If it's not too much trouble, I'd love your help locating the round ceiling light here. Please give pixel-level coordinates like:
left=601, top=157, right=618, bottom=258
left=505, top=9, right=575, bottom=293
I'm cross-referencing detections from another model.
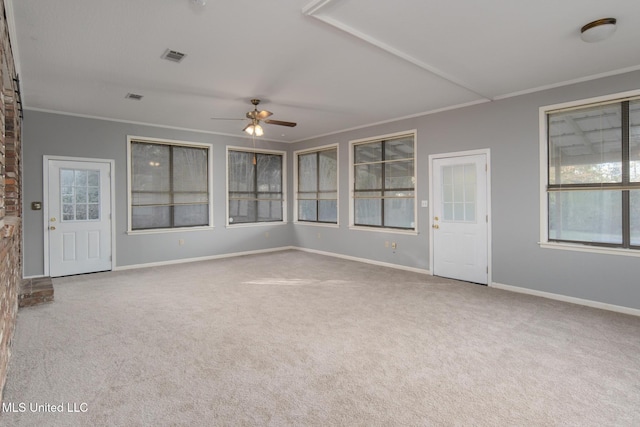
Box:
left=580, top=18, right=617, bottom=43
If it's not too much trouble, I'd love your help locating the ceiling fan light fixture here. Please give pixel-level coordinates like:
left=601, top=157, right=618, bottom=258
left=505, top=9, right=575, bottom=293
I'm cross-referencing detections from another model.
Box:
left=243, top=123, right=255, bottom=135
left=580, top=18, right=617, bottom=43
left=243, top=121, right=264, bottom=136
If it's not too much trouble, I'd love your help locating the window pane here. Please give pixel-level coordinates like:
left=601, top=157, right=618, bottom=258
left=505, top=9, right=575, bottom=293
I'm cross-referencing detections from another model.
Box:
left=631, top=190, right=640, bottom=245
left=298, top=200, right=317, bottom=221
left=298, top=153, right=317, bottom=192
left=63, top=204, right=74, bottom=221
left=132, top=143, right=171, bottom=192
left=384, top=198, right=414, bottom=228
left=76, top=188, right=87, bottom=203
left=88, top=171, right=100, bottom=187
left=319, top=149, right=337, bottom=191
left=385, top=160, right=414, bottom=189
left=318, top=200, right=337, bottom=223
left=75, top=204, right=87, bottom=221
left=355, top=198, right=382, bottom=226
left=384, top=137, right=414, bottom=161
left=88, top=186, right=100, bottom=203
left=549, top=190, right=622, bottom=244
left=228, top=200, right=255, bottom=224
left=355, top=164, right=382, bottom=190
left=549, top=103, right=622, bottom=184
left=257, top=154, right=282, bottom=193
left=174, top=204, right=208, bottom=227
left=258, top=200, right=282, bottom=221
left=631, top=100, right=640, bottom=182
left=132, top=206, right=171, bottom=229
left=75, top=170, right=88, bottom=186
left=61, top=169, right=74, bottom=186
left=355, top=142, right=382, bottom=163
left=228, top=151, right=255, bottom=192
left=88, top=204, right=100, bottom=220
left=173, top=146, right=208, bottom=192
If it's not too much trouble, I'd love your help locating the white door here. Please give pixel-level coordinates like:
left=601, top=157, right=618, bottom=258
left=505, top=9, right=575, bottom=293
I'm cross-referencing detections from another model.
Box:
left=431, top=154, right=488, bottom=284
left=47, top=159, right=112, bottom=277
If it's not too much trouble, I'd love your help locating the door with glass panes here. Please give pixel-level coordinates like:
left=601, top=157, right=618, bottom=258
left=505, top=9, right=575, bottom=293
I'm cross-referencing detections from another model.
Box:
left=431, top=153, right=488, bottom=284
left=47, top=159, right=112, bottom=277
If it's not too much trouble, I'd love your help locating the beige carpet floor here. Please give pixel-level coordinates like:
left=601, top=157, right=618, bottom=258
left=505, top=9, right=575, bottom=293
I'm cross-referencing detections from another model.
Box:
left=1, top=250, right=639, bottom=426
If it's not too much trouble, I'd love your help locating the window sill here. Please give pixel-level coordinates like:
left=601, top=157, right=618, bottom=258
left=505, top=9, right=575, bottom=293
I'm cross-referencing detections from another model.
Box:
left=226, top=221, right=288, bottom=229
left=294, top=221, right=339, bottom=229
left=539, top=241, right=640, bottom=258
left=349, top=225, right=418, bottom=236
left=127, top=226, right=215, bottom=235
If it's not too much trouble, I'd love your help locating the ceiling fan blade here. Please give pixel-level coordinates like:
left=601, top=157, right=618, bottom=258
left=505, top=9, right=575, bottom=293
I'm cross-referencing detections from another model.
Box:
left=211, top=117, right=246, bottom=121
left=256, top=110, right=273, bottom=120
left=264, top=119, right=297, bottom=127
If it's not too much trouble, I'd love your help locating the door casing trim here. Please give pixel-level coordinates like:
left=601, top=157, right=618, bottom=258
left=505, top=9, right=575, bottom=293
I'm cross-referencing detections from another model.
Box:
left=428, top=148, right=492, bottom=284
left=43, top=155, right=116, bottom=276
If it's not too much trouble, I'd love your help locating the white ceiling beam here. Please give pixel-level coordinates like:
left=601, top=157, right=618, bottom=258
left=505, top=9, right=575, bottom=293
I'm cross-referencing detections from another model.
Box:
left=303, top=0, right=491, bottom=100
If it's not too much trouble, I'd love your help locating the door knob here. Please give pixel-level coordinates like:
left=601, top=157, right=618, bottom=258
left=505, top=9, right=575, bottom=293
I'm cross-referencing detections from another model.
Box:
left=50, top=217, right=56, bottom=222
left=432, top=224, right=439, bottom=229
left=50, top=226, right=56, bottom=231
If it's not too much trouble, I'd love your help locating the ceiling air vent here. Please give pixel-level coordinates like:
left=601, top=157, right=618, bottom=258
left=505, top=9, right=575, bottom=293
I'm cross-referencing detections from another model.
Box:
left=161, top=49, right=186, bottom=63
left=125, top=93, right=144, bottom=101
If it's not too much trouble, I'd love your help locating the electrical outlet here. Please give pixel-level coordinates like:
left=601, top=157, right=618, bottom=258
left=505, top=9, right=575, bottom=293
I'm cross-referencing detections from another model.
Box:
left=317, top=232, right=321, bottom=239
left=178, top=239, right=185, bottom=246
left=391, top=242, right=397, bottom=249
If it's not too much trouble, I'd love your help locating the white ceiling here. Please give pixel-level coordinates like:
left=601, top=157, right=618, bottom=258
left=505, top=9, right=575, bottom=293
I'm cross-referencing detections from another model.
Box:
left=7, top=0, right=640, bottom=143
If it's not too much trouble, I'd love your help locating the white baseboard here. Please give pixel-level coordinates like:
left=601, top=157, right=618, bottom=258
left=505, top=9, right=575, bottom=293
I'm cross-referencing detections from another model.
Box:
left=293, top=246, right=431, bottom=275
left=114, top=246, right=295, bottom=271
left=22, top=275, right=48, bottom=280
left=491, top=282, right=640, bottom=317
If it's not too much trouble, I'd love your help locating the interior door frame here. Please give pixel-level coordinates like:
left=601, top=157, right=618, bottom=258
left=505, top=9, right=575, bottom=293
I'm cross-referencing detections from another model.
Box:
left=428, top=148, right=492, bottom=285
left=43, top=155, right=116, bottom=276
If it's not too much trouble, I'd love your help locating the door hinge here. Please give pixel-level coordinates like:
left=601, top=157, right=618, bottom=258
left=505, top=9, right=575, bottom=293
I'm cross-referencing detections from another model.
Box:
left=486, top=266, right=489, bottom=273
left=486, top=214, right=488, bottom=223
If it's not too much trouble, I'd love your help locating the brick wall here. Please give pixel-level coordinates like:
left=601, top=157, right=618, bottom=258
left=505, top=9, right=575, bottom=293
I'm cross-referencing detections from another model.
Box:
left=0, top=0, right=23, bottom=403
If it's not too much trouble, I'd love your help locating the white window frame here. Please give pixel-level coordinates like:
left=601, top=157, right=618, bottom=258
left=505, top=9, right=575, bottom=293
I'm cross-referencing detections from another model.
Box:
left=293, top=143, right=339, bottom=227
left=349, top=130, right=418, bottom=235
left=539, top=88, right=640, bottom=258
left=126, top=135, right=214, bottom=234
left=226, top=145, right=287, bottom=227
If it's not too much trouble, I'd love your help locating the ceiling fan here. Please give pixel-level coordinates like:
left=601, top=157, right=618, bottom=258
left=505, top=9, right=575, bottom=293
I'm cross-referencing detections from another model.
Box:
left=212, top=99, right=297, bottom=136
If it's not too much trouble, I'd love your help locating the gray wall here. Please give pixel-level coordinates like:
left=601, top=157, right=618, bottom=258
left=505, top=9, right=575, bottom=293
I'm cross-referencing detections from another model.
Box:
left=292, top=70, right=640, bottom=310
left=23, top=69, right=640, bottom=310
left=22, top=112, right=293, bottom=276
